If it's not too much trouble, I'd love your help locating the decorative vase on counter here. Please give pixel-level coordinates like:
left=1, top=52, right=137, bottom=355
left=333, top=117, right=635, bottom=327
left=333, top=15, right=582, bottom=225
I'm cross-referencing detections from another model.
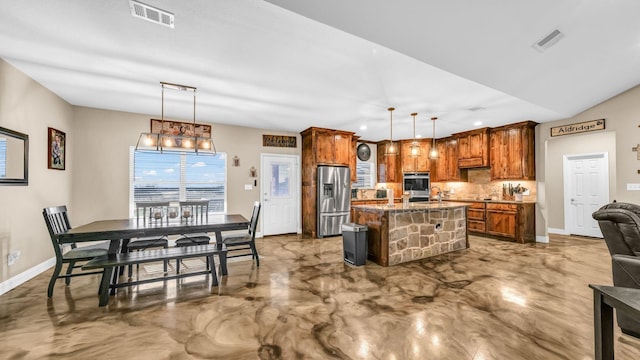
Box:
left=515, top=193, right=523, bottom=202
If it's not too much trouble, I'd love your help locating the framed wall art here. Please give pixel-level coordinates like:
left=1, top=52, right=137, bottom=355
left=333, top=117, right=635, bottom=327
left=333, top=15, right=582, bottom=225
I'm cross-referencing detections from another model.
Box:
left=48, top=127, right=65, bottom=170
left=150, top=119, right=211, bottom=138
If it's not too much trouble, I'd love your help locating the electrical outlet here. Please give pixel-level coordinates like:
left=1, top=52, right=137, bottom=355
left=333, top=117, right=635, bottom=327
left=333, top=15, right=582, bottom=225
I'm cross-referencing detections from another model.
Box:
left=8, top=250, right=21, bottom=266
left=523, top=189, right=530, bottom=196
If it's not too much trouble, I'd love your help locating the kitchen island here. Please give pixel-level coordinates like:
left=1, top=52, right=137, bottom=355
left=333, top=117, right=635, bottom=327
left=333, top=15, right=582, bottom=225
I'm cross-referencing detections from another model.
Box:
left=351, top=202, right=470, bottom=266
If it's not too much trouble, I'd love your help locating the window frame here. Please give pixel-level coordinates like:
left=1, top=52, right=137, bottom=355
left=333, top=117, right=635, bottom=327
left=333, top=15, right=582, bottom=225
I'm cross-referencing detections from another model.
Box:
left=129, top=147, right=227, bottom=216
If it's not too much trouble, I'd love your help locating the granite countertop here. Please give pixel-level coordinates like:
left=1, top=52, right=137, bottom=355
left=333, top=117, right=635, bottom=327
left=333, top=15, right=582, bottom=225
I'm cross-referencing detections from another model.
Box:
left=352, top=201, right=473, bottom=211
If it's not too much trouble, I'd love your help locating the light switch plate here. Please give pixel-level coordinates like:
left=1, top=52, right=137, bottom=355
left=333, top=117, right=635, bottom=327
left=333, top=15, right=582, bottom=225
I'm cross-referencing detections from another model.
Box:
left=244, top=184, right=253, bottom=190
left=627, top=183, right=640, bottom=191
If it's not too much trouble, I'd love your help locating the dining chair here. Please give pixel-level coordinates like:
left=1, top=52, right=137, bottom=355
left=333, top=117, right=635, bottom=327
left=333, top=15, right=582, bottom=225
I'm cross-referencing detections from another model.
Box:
left=42, top=205, right=109, bottom=297
left=175, top=200, right=211, bottom=273
left=126, top=201, right=171, bottom=277
left=221, top=201, right=261, bottom=266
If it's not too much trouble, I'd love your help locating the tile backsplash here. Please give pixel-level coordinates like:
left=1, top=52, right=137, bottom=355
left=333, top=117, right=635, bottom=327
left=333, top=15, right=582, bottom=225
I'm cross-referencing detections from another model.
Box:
left=433, top=168, right=536, bottom=201
left=353, top=168, right=536, bottom=201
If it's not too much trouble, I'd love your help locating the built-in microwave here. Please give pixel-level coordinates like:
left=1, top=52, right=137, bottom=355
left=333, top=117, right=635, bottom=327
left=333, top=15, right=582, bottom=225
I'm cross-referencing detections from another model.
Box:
left=403, top=172, right=430, bottom=199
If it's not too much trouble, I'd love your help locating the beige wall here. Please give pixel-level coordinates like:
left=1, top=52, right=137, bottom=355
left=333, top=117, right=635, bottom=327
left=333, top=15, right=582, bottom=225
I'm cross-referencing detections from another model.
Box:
left=537, top=84, right=640, bottom=237
left=71, top=107, right=300, bottom=225
left=0, top=59, right=300, bottom=286
left=0, top=59, right=74, bottom=281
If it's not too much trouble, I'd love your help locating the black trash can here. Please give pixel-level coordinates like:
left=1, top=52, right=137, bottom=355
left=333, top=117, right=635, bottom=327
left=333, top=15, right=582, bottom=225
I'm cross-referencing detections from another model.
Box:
left=341, top=223, right=368, bottom=266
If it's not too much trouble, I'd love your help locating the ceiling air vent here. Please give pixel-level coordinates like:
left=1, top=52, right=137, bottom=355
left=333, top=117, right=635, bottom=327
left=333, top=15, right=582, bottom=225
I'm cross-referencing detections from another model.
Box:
left=533, top=29, right=564, bottom=52
left=129, top=0, right=174, bottom=28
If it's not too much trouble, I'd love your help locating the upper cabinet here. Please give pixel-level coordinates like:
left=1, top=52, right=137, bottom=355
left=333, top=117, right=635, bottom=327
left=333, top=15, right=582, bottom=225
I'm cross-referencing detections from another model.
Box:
left=489, top=121, right=537, bottom=180
left=400, top=139, right=432, bottom=173
left=302, top=127, right=354, bottom=166
left=433, top=137, right=465, bottom=182
left=454, top=128, right=490, bottom=168
left=377, top=142, right=401, bottom=183
left=349, top=136, right=360, bottom=182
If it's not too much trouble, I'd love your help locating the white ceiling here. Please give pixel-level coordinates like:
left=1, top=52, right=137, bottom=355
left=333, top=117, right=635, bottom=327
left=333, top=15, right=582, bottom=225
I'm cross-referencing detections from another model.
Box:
left=1, top=0, right=639, bottom=141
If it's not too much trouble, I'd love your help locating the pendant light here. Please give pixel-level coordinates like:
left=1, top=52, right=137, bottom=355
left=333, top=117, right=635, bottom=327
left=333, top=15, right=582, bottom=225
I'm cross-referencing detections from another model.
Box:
left=409, top=112, right=420, bottom=157
left=136, top=82, right=216, bottom=155
left=429, top=116, right=439, bottom=159
left=385, top=107, right=398, bottom=156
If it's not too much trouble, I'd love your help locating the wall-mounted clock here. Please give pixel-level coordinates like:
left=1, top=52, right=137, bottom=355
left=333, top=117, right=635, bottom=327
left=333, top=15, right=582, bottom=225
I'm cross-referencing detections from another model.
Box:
left=357, top=143, right=371, bottom=161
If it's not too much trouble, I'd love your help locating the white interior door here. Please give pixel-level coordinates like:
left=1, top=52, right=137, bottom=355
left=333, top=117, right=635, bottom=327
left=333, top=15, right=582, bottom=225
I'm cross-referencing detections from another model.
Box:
left=563, top=153, right=608, bottom=238
left=261, top=154, right=300, bottom=236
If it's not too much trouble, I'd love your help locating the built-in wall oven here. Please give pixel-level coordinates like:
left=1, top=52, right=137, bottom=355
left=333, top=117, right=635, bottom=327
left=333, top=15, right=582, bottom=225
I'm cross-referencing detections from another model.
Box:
left=403, top=172, right=430, bottom=201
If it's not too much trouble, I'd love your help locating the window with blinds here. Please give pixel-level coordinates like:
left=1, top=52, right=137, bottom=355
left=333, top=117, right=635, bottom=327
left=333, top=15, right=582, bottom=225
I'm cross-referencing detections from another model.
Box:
left=353, top=161, right=375, bottom=188
left=130, top=148, right=227, bottom=215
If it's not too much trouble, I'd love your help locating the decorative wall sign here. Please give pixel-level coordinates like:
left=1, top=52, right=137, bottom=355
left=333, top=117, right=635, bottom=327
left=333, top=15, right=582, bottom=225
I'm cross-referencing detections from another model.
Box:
left=150, top=119, right=211, bottom=138
left=550, top=119, right=605, bottom=137
left=48, top=127, right=65, bottom=170
left=263, top=135, right=296, bottom=148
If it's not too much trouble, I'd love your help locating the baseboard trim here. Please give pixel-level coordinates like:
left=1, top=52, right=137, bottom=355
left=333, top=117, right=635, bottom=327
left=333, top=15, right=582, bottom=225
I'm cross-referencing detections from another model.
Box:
left=536, top=235, right=549, bottom=243
left=0, top=257, right=55, bottom=296
left=548, top=228, right=568, bottom=235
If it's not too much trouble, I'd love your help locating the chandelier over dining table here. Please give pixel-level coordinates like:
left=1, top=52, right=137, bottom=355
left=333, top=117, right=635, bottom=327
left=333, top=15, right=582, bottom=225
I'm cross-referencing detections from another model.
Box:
left=135, top=82, right=216, bottom=155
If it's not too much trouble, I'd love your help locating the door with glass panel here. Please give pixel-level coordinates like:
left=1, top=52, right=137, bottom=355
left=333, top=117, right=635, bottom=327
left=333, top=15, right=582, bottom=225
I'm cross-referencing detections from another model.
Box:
left=261, top=154, right=299, bottom=236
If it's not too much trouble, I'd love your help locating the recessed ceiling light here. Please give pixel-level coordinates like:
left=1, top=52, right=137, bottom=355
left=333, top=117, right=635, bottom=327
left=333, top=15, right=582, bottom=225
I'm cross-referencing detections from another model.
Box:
left=359, top=124, right=367, bottom=131
left=468, top=106, right=485, bottom=112
left=473, top=121, right=483, bottom=126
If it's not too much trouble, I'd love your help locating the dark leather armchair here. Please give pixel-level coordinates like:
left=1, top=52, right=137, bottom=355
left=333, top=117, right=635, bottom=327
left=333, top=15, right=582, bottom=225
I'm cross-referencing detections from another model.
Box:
left=592, top=202, right=640, bottom=337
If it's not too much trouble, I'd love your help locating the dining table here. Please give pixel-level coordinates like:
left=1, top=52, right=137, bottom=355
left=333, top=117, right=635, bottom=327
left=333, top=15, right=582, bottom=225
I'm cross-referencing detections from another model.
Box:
left=57, top=213, right=250, bottom=293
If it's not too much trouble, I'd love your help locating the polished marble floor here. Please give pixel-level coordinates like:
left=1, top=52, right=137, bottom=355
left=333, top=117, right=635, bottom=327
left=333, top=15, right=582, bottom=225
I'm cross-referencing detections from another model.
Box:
left=2, top=234, right=640, bottom=359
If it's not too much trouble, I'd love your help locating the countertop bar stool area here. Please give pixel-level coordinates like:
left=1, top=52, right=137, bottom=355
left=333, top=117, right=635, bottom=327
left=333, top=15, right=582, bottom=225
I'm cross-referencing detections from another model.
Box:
left=221, top=201, right=261, bottom=266
left=175, top=200, right=212, bottom=273
left=126, top=201, right=171, bottom=277
left=42, top=205, right=109, bottom=297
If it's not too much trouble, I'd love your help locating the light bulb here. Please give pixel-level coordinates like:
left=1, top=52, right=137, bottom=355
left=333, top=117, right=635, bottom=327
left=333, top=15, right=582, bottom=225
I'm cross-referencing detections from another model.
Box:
left=429, top=147, right=439, bottom=159
left=144, top=135, right=154, bottom=146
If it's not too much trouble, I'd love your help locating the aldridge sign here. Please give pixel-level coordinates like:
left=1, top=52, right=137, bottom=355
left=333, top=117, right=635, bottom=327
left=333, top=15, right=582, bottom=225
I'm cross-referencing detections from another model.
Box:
left=550, top=119, right=605, bottom=137
left=263, top=135, right=297, bottom=148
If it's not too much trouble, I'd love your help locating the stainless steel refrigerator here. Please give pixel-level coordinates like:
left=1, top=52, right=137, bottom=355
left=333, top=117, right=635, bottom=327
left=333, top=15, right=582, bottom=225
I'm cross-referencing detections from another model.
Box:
left=317, top=165, right=351, bottom=238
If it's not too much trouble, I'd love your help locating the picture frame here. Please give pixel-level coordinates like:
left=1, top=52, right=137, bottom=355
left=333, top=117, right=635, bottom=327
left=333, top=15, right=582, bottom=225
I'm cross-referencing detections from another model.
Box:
left=150, top=119, right=211, bottom=138
left=48, top=127, right=65, bottom=170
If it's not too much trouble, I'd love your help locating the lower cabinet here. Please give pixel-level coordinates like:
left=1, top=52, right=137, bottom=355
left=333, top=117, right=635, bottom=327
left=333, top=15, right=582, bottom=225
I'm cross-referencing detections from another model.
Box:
left=467, top=202, right=486, bottom=233
left=466, top=201, right=535, bottom=243
left=486, top=204, right=518, bottom=239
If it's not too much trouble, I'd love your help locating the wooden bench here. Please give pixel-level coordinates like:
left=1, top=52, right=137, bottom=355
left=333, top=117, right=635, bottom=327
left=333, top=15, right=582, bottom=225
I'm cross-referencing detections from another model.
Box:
left=83, top=244, right=227, bottom=306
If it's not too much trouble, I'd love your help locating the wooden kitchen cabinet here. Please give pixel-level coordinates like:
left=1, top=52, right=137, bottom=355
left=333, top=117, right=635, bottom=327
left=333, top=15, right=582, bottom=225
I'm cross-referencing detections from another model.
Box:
left=400, top=139, right=432, bottom=173
left=300, top=127, right=355, bottom=238
left=486, top=203, right=518, bottom=239
left=350, top=136, right=360, bottom=182
left=467, top=202, right=486, bottom=233
left=433, top=137, right=465, bottom=182
left=455, top=128, right=490, bottom=168
left=489, top=121, right=537, bottom=180
left=485, top=202, right=535, bottom=243
left=377, top=142, right=401, bottom=183
left=455, top=200, right=535, bottom=243
left=311, top=127, right=353, bottom=166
